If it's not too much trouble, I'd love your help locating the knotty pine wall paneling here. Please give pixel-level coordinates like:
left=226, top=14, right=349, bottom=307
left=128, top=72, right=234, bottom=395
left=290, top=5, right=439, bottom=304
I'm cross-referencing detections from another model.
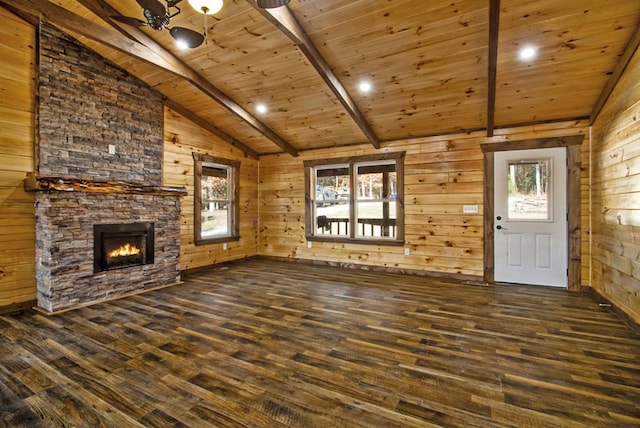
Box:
left=163, top=106, right=259, bottom=271
left=259, top=121, right=589, bottom=281
left=0, top=9, right=36, bottom=311
left=590, top=43, right=640, bottom=325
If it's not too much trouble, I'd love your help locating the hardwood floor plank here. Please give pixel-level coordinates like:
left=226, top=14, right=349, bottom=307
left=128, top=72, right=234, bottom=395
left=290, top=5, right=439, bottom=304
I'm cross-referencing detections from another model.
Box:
left=0, top=258, right=639, bottom=427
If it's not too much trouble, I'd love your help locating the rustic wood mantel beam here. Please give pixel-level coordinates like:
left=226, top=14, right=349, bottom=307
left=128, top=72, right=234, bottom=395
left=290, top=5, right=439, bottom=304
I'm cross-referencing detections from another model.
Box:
left=250, top=1, right=381, bottom=150
left=24, top=173, right=188, bottom=196
left=1, top=0, right=299, bottom=157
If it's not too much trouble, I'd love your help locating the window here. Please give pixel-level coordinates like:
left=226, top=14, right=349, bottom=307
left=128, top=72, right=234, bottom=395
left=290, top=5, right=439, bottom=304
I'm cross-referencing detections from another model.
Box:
left=193, top=153, right=239, bottom=245
left=304, top=152, right=404, bottom=244
left=506, top=158, right=552, bottom=221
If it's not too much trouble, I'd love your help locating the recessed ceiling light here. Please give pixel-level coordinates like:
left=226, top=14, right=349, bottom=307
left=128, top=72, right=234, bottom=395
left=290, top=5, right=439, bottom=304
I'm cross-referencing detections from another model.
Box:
left=358, top=80, right=372, bottom=94
left=519, top=46, right=537, bottom=61
left=256, top=103, right=267, bottom=114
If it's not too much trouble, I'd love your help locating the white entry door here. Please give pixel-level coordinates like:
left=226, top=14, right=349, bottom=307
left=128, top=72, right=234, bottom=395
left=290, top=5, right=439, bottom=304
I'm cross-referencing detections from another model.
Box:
left=494, top=147, right=567, bottom=287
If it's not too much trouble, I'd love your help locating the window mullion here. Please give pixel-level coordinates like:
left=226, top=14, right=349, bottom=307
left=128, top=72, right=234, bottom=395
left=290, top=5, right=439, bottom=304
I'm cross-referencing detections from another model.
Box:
left=349, top=162, right=356, bottom=239
left=382, top=170, right=389, bottom=237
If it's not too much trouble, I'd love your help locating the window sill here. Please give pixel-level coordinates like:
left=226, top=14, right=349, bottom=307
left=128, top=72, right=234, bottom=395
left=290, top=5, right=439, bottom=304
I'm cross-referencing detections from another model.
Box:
left=195, top=236, right=240, bottom=246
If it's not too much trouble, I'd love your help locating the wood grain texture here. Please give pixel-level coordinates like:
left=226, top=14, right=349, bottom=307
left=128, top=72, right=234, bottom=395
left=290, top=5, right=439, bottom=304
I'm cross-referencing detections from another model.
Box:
left=16, top=0, right=639, bottom=155
left=163, top=105, right=260, bottom=272
left=590, top=40, right=640, bottom=325
left=0, top=7, right=36, bottom=308
left=259, top=121, right=589, bottom=280
left=1, top=258, right=639, bottom=427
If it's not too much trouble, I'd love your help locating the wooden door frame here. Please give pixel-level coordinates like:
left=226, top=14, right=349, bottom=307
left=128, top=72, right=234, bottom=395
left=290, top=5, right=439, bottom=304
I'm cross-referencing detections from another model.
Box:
left=481, top=135, right=584, bottom=291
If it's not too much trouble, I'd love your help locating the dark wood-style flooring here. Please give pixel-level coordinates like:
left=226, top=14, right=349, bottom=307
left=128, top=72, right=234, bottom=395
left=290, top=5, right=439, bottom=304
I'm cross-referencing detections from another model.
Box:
left=1, top=258, right=639, bottom=427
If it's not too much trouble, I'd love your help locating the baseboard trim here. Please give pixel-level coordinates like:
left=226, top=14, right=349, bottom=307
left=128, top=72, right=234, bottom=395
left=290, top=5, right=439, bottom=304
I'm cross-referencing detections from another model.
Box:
left=588, top=288, right=640, bottom=336
left=0, top=300, right=37, bottom=316
left=183, top=255, right=485, bottom=285
left=247, top=255, right=485, bottom=285
left=180, top=256, right=258, bottom=278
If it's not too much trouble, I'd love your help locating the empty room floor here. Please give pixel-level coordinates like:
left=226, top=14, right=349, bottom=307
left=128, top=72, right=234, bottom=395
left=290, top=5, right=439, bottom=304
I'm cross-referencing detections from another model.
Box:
left=1, top=258, right=639, bottom=427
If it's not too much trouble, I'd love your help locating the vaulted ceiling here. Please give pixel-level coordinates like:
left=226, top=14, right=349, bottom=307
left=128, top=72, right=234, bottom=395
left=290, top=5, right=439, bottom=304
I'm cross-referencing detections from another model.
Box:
left=4, top=0, right=640, bottom=159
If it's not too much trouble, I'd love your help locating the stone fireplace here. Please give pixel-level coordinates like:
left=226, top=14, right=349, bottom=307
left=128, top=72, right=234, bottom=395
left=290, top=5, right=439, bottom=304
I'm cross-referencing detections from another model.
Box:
left=31, top=23, right=185, bottom=312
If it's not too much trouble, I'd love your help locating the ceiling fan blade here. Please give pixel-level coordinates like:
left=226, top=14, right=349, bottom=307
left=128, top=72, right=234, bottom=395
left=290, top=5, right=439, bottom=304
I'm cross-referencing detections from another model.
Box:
left=257, top=0, right=290, bottom=8
left=137, top=0, right=167, bottom=18
left=111, top=15, right=148, bottom=27
left=169, top=27, right=205, bottom=48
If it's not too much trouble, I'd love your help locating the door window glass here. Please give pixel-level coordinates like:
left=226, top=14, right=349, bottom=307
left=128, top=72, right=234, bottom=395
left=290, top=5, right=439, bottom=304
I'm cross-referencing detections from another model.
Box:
left=506, top=158, right=552, bottom=221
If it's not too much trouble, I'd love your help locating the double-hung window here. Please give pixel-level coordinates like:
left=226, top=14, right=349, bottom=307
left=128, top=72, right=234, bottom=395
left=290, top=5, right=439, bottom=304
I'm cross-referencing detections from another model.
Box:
left=193, top=153, right=239, bottom=245
left=304, top=152, right=404, bottom=245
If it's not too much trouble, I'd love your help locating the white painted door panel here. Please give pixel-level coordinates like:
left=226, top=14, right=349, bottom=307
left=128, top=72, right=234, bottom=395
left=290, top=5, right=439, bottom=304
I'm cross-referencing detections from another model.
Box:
left=494, top=148, right=567, bottom=287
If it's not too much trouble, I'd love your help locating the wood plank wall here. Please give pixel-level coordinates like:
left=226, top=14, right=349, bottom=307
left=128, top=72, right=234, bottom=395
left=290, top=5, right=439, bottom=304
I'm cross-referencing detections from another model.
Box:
left=590, top=44, right=640, bottom=324
left=259, top=121, right=589, bottom=280
left=0, top=9, right=36, bottom=311
left=163, top=106, right=259, bottom=271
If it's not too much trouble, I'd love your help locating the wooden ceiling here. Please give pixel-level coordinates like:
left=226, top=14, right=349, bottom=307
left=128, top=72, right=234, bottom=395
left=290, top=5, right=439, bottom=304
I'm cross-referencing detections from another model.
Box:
left=4, top=0, right=640, bottom=158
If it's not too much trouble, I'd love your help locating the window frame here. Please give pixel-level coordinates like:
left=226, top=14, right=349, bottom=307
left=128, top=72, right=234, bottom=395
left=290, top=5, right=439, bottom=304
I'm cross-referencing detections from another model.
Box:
left=304, top=152, right=405, bottom=245
left=193, top=152, right=240, bottom=245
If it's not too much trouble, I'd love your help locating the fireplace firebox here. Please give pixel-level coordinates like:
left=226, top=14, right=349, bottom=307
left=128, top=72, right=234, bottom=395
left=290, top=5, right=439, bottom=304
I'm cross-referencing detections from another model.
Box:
left=94, top=223, right=154, bottom=273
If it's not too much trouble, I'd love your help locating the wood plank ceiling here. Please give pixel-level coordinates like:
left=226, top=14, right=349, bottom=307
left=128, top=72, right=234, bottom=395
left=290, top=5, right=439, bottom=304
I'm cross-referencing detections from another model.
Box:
left=3, top=0, right=640, bottom=158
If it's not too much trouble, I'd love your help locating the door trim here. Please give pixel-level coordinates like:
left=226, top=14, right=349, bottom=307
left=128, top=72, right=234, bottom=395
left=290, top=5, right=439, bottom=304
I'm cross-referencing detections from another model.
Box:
left=481, top=135, right=584, bottom=290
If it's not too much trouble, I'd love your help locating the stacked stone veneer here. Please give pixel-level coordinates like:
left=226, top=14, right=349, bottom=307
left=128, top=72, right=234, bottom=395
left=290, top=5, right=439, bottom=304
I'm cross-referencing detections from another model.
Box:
left=36, top=193, right=181, bottom=312
left=35, top=22, right=182, bottom=312
left=38, top=23, right=162, bottom=184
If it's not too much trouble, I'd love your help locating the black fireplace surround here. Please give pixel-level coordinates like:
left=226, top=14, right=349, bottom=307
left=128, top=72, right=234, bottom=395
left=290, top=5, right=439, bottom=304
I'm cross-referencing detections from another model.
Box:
left=94, top=222, right=155, bottom=273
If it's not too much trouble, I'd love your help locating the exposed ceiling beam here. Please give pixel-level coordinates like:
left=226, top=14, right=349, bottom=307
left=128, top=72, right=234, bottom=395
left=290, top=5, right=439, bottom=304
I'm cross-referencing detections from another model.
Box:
left=164, top=99, right=260, bottom=160
left=486, top=0, right=500, bottom=138
left=2, top=0, right=299, bottom=157
left=590, top=20, right=640, bottom=125
left=251, top=1, right=381, bottom=150
left=75, top=0, right=151, bottom=44
left=0, top=2, right=39, bottom=26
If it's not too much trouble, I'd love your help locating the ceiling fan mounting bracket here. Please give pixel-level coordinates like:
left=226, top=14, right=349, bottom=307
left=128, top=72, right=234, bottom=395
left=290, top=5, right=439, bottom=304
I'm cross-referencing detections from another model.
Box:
left=111, top=0, right=204, bottom=47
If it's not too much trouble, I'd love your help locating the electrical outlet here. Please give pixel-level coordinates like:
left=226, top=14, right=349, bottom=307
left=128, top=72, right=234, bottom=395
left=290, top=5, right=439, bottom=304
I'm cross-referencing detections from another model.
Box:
left=108, top=144, right=116, bottom=155
left=307, top=241, right=312, bottom=249
left=404, top=248, right=410, bottom=256
left=222, top=243, right=228, bottom=250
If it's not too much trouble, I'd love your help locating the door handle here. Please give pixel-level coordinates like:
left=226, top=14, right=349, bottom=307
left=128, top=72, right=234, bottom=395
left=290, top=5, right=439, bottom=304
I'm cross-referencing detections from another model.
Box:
left=496, top=225, right=508, bottom=230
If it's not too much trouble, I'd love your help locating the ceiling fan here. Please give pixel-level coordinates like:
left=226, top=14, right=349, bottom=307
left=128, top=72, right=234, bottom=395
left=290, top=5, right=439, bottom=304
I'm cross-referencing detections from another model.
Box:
left=111, top=0, right=205, bottom=48
left=112, top=0, right=292, bottom=48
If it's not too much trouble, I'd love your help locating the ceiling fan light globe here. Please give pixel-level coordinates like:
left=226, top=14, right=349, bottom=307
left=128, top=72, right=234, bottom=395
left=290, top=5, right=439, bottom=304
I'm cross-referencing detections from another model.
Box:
left=188, top=0, right=223, bottom=14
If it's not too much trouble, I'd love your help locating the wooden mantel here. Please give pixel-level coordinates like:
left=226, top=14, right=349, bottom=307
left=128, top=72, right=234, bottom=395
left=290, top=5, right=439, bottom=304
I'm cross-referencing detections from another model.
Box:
left=23, top=173, right=187, bottom=197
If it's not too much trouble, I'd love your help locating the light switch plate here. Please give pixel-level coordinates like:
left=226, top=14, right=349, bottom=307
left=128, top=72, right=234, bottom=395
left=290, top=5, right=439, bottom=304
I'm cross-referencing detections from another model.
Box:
left=463, top=205, right=479, bottom=214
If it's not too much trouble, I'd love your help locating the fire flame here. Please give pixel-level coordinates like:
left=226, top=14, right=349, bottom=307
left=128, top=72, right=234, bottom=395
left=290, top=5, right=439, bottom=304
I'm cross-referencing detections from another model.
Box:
left=108, top=243, right=141, bottom=257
